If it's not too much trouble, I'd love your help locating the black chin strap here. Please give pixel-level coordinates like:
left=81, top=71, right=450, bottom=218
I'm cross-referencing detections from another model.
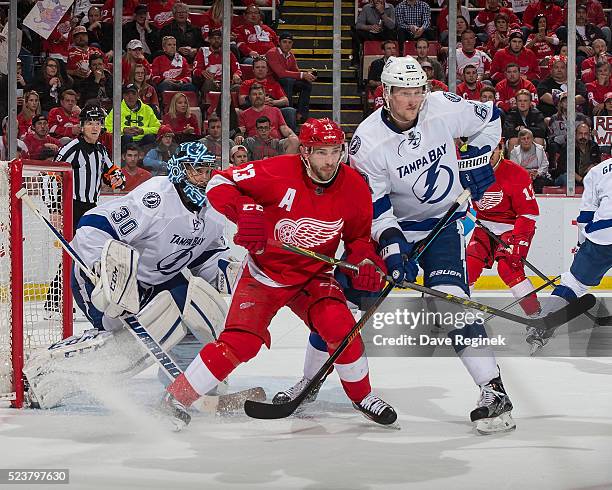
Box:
left=174, top=183, right=201, bottom=213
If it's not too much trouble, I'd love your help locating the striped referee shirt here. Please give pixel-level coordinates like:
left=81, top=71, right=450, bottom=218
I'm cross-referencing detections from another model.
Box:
left=54, top=136, right=114, bottom=204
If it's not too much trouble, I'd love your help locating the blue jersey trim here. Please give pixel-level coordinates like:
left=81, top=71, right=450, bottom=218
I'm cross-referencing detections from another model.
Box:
left=398, top=211, right=466, bottom=232
left=77, top=214, right=119, bottom=240
left=490, top=105, right=501, bottom=122
left=188, top=247, right=229, bottom=270
left=577, top=211, right=595, bottom=223
left=373, top=195, right=392, bottom=219
left=585, top=219, right=612, bottom=233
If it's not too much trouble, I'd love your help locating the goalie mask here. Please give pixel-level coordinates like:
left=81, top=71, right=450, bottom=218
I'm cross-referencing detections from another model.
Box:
left=167, top=141, right=219, bottom=209
left=299, top=118, right=346, bottom=185
left=381, top=56, right=429, bottom=120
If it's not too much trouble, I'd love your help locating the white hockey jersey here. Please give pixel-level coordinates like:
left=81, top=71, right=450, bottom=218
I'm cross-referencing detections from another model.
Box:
left=349, top=91, right=501, bottom=243
left=577, top=159, right=612, bottom=246
left=71, top=177, right=231, bottom=286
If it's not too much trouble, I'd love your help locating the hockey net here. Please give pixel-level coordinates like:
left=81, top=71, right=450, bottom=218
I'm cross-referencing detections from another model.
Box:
left=0, top=159, right=73, bottom=408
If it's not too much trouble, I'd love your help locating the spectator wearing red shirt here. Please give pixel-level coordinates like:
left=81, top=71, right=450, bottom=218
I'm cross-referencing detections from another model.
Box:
left=490, top=30, right=540, bottom=83
left=239, top=57, right=297, bottom=132
left=44, top=9, right=74, bottom=63
left=193, top=29, right=242, bottom=100
left=522, top=0, right=564, bottom=32
left=525, top=14, right=559, bottom=65
left=483, top=14, right=510, bottom=58
left=129, top=64, right=160, bottom=117
left=199, top=0, right=243, bottom=43
left=22, top=115, right=61, bottom=160
left=457, top=65, right=486, bottom=100
left=17, top=90, right=41, bottom=140
left=152, top=36, right=197, bottom=94
left=162, top=92, right=201, bottom=143
left=121, top=144, right=152, bottom=192
left=581, top=39, right=612, bottom=83
left=586, top=62, right=612, bottom=115
left=495, top=63, right=539, bottom=113
left=237, top=83, right=298, bottom=154
left=48, top=89, right=81, bottom=145
left=147, top=0, right=176, bottom=28
left=67, top=26, right=106, bottom=92
left=437, top=0, right=471, bottom=46
left=122, top=40, right=153, bottom=85
left=421, top=61, right=448, bottom=91
left=100, top=0, right=139, bottom=24
left=235, top=5, right=279, bottom=64
left=266, top=32, right=317, bottom=123
left=473, top=0, right=519, bottom=42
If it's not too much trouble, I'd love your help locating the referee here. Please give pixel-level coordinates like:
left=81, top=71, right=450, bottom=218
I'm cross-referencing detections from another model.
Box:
left=55, top=103, right=126, bottom=232
left=44, top=104, right=126, bottom=317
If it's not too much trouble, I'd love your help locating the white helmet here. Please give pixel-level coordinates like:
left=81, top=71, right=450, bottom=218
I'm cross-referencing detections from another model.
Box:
left=381, top=56, right=428, bottom=89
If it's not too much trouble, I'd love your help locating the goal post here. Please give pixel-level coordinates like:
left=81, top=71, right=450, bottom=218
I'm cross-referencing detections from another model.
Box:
left=0, top=159, right=74, bottom=408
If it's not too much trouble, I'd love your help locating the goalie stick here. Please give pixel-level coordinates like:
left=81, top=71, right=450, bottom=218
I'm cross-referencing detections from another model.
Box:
left=16, top=189, right=264, bottom=413
left=244, top=189, right=472, bottom=420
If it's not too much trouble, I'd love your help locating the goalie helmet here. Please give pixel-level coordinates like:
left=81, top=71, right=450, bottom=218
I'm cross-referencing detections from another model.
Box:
left=299, top=118, right=346, bottom=184
left=80, top=103, right=106, bottom=124
left=381, top=56, right=429, bottom=113
left=167, top=141, right=219, bottom=209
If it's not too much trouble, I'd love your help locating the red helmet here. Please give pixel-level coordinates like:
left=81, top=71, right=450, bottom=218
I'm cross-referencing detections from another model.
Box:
left=298, top=118, right=345, bottom=146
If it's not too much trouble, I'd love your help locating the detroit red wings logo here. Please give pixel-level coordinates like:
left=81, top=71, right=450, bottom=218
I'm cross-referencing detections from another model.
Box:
left=274, top=217, right=343, bottom=248
left=476, top=190, right=504, bottom=210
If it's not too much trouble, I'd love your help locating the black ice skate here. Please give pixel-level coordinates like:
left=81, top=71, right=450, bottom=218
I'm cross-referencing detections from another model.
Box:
left=470, top=375, right=516, bottom=434
left=159, top=392, right=191, bottom=432
left=526, top=326, right=553, bottom=355
left=272, top=376, right=323, bottom=405
left=353, top=393, right=398, bottom=426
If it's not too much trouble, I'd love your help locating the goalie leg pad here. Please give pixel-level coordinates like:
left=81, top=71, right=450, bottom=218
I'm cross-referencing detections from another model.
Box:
left=182, top=276, right=228, bottom=346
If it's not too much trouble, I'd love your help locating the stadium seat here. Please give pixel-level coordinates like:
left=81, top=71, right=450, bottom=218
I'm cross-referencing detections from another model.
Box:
left=240, top=64, right=255, bottom=81
left=205, top=91, right=221, bottom=118
left=403, top=41, right=440, bottom=57
left=362, top=40, right=398, bottom=82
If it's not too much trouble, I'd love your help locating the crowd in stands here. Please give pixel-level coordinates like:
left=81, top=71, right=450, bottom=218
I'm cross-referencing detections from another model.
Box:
left=0, top=0, right=315, bottom=192
left=2, top=0, right=612, bottom=194
left=358, top=0, right=612, bottom=191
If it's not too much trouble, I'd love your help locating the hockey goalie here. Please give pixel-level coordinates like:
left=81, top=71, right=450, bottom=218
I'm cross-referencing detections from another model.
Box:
left=23, top=142, right=242, bottom=409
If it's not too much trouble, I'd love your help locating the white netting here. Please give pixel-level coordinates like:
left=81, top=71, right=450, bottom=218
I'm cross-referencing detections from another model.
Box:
left=0, top=160, right=71, bottom=403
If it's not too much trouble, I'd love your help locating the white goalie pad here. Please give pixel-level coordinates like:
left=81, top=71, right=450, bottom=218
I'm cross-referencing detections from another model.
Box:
left=183, top=276, right=228, bottom=345
left=23, top=292, right=188, bottom=409
left=100, top=239, right=140, bottom=314
left=217, top=257, right=243, bottom=295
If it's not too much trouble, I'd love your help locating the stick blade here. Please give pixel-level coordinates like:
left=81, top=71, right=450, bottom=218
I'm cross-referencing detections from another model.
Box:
left=15, top=188, right=27, bottom=199
left=244, top=397, right=300, bottom=419
left=540, top=293, right=597, bottom=329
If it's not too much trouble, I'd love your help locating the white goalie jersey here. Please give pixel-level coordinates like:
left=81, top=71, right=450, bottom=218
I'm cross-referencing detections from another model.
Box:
left=349, top=91, right=501, bottom=243
left=71, top=177, right=232, bottom=286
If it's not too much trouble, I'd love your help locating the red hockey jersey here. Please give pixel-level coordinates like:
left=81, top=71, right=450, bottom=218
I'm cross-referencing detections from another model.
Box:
left=207, top=155, right=377, bottom=286
left=490, top=47, right=540, bottom=82
left=494, top=77, right=539, bottom=112
left=473, top=158, right=539, bottom=235
left=151, top=53, right=192, bottom=85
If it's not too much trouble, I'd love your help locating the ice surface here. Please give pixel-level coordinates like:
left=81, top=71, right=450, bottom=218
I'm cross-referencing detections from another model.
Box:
left=1, top=293, right=611, bottom=490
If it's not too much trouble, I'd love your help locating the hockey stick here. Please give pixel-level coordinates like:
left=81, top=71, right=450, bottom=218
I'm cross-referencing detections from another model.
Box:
left=16, top=189, right=264, bottom=413
left=264, top=241, right=596, bottom=330
left=467, top=215, right=606, bottom=325
left=245, top=189, right=472, bottom=420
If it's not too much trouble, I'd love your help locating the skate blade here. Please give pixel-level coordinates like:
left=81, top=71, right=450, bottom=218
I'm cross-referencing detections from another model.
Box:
left=475, top=412, right=516, bottom=435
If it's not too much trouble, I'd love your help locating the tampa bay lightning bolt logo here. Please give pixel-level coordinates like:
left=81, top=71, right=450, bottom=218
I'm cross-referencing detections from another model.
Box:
left=349, top=136, right=361, bottom=155
left=412, top=156, right=454, bottom=204
left=157, top=248, right=194, bottom=275
left=142, top=192, right=161, bottom=209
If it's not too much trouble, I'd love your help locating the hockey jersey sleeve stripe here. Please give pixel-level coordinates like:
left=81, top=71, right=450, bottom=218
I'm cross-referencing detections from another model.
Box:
left=585, top=218, right=612, bottom=233
left=577, top=210, right=596, bottom=223
left=373, top=195, right=392, bottom=219
left=207, top=173, right=236, bottom=191
left=188, top=247, right=229, bottom=270
left=76, top=213, right=119, bottom=240
left=399, top=211, right=466, bottom=232
left=490, top=105, right=501, bottom=122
